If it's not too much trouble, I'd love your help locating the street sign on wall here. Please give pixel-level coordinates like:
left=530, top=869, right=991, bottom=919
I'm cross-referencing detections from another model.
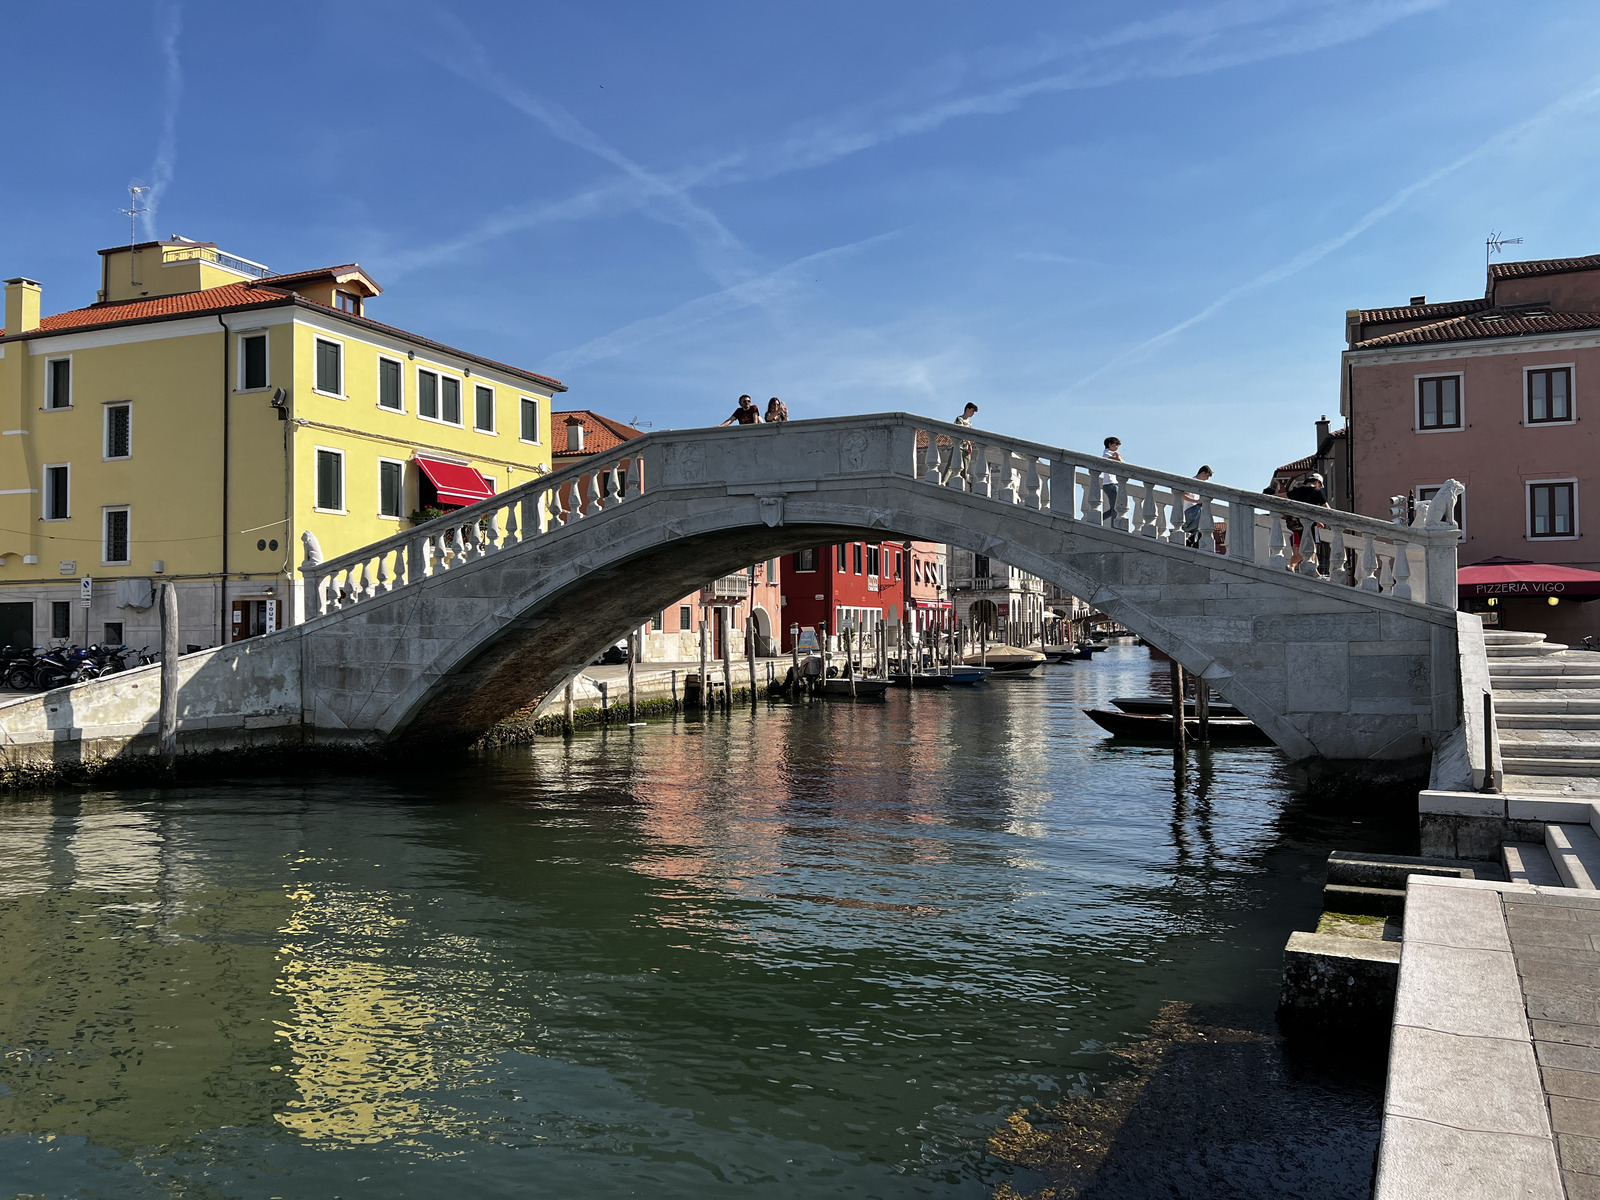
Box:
left=80, top=576, right=93, bottom=608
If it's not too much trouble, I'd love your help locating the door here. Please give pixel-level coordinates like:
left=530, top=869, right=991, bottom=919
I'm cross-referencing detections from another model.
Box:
left=0, top=601, right=31, bottom=651
left=230, top=599, right=278, bottom=642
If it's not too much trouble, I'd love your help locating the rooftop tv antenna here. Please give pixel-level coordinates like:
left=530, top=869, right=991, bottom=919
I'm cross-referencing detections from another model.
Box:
left=629, top=416, right=654, bottom=429
left=119, top=185, right=150, bottom=287
left=1486, top=231, right=1523, bottom=267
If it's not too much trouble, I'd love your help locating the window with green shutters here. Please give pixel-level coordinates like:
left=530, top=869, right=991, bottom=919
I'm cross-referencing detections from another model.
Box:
left=315, top=339, right=342, bottom=395
left=379, top=460, right=403, bottom=518
left=379, top=358, right=403, bottom=410
left=241, top=335, right=268, bottom=390
left=441, top=377, right=461, bottom=425
left=520, top=397, right=539, bottom=442
left=475, top=385, right=495, bottom=431
left=316, top=449, right=344, bottom=511
left=418, top=370, right=438, bottom=419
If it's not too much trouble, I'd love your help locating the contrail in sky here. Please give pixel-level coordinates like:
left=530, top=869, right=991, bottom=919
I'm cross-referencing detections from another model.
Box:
left=1063, top=72, right=1600, bottom=395
left=140, top=1, right=183, bottom=239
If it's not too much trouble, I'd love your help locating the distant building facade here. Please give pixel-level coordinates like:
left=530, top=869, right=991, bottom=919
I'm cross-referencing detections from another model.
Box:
left=946, top=547, right=1045, bottom=645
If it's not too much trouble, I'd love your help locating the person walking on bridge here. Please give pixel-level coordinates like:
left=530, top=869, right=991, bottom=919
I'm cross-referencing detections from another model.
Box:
left=945, top=402, right=978, bottom=484
left=1101, top=437, right=1124, bottom=525
left=721, top=395, right=762, bottom=426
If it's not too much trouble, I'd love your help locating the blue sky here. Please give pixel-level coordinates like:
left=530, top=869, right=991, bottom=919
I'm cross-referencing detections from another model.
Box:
left=5, top=1, right=1600, bottom=488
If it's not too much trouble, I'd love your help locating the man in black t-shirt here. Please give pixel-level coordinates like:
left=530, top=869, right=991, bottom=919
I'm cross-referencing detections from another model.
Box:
left=1285, top=472, right=1331, bottom=571
left=721, top=395, right=762, bottom=426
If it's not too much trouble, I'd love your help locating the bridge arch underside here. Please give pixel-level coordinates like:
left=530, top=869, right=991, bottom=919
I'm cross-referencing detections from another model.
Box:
left=302, top=479, right=1459, bottom=775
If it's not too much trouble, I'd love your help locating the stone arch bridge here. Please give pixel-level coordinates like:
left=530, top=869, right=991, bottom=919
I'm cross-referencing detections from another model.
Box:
left=0, top=414, right=1468, bottom=776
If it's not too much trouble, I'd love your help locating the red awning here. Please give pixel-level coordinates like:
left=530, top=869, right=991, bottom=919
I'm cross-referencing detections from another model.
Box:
left=416, top=457, right=494, bottom=507
left=1459, top=560, right=1600, bottom=598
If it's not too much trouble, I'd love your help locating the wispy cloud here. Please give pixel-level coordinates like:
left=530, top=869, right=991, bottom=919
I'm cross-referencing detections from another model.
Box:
left=139, top=1, right=183, bottom=239
left=544, top=232, right=900, bottom=374
left=1064, top=73, right=1600, bottom=394
left=398, top=0, right=1445, bottom=275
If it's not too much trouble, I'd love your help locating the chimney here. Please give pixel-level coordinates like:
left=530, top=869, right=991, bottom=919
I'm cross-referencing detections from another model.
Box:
left=565, top=415, right=585, bottom=452
left=1316, top=414, right=1331, bottom=448
left=4, top=278, right=41, bottom=334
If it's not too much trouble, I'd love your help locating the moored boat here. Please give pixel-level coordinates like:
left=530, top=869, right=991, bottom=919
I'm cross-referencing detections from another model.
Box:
left=1082, top=708, right=1270, bottom=743
left=1110, top=696, right=1245, bottom=719
left=963, top=647, right=1047, bottom=678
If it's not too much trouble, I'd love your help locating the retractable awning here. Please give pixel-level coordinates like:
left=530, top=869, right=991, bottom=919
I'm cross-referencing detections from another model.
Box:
left=1458, top=559, right=1600, bottom=598
left=416, top=456, right=494, bottom=507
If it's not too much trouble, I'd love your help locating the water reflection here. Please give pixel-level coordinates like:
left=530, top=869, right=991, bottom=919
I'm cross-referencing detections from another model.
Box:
left=0, top=648, right=1399, bottom=1198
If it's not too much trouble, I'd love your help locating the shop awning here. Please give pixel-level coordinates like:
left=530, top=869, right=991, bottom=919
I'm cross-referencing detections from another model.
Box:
left=416, top=456, right=494, bottom=507
left=1459, top=559, right=1600, bottom=598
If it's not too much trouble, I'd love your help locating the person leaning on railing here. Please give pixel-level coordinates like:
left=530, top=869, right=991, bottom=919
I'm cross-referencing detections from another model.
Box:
left=1285, top=472, right=1332, bottom=573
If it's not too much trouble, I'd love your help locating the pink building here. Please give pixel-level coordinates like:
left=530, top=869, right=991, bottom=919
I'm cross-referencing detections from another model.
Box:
left=1343, top=252, right=1600, bottom=640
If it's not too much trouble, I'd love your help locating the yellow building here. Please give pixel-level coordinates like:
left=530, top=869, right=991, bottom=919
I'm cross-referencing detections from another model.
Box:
left=0, top=237, right=561, bottom=651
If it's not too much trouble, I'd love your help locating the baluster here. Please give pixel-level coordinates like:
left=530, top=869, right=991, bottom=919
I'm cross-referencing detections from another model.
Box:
left=1378, top=550, right=1394, bottom=593
left=329, top=568, right=347, bottom=610
left=349, top=562, right=366, bottom=604
left=1167, top=492, right=1186, bottom=545
left=313, top=572, right=330, bottom=616
left=448, top=524, right=467, bottom=566
left=998, top=452, right=1020, bottom=504
left=1327, top=527, right=1347, bottom=585
left=1391, top=541, right=1413, bottom=601
left=945, top=441, right=968, bottom=490
left=924, top=435, right=943, bottom=484
left=1198, top=497, right=1217, bottom=555
left=625, top=456, right=642, bottom=501
left=1295, top=524, right=1320, bottom=575
left=1083, top=469, right=1103, bottom=523
left=583, top=471, right=602, bottom=517
left=486, top=508, right=502, bottom=552
left=1139, top=483, right=1159, bottom=537
left=1112, top=476, right=1130, bottom=530
left=503, top=501, right=519, bottom=547
left=971, top=444, right=992, bottom=498
left=1268, top=514, right=1288, bottom=570
left=605, top=462, right=623, bottom=507
left=1359, top=534, right=1381, bottom=591
left=377, top=551, right=392, bottom=593
left=548, top=486, right=566, bottom=528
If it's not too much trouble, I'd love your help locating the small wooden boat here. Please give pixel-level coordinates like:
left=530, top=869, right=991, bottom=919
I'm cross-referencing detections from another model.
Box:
left=1082, top=708, right=1271, bottom=744
left=1111, top=696, right=1245, bottom=719
left=888, top=671, right=952, bottom=688
left=819, top=676, right=891, bottom=698
left=947, top=665, right=992, bottom=686
left=964, top=647, right=1047, bottom=678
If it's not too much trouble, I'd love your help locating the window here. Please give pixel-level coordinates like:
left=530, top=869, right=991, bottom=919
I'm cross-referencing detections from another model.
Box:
left=867, top=546, right=880, bottom=576
left=1528, top=367, right=1573, bottom=424
left=895, top=551, right=903, bottom=579
left=520, top=397, right=540, bottom=442
left=441, top=377, right=462, bottom=424
left=43, top=465, right=68, bottom=520
left=105, top=403, right=131, bottom=459
left=835, top=544, right=847, bottom=571
left=679, top=605, right=692, bottom=630
left=240, top=334, right=268, bottom=390
left=104, top=621, right=123, bottom=645
left=335, top=290, right=360, bottom=314
left=1529, top=481, right=1576, bottom=538
left=379, top=357, right=403, bottom=410
left=975, top=553, right=991, bottom=579
left=314, top=339, right=343, bottom=395
left=315, top=448, right=344, bottom=512
left=652, top=611, right=663, bottom=632
left=418, top=370, right=438, bottom=419
left=853, top=544, right=863, bottom=574
left=1416, top=484, right=1465, bottom=539
left=44, top=357, right=71, bottom=409
left=103, top=508, right=130, bottom=564
left=51, top=601, right=70, bottom=640
left=378, top=459, right=404, bottom=519
left=1417, top=375, right=1461, bottom=430
left=475, top=385, right=495, bottom=432
left=795, top=548, right=817, bottom=572
left=768, top=558, right=779, bottom=580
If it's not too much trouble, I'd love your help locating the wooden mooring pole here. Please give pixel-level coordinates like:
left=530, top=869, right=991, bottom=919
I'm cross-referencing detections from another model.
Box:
left=564, top=679, right=575, bottom=731
left=627, top=628, right=639, bottom=721
left=158, top=581, right=179, bottom=768
left=746, top=613, right=758, bottom=710
left=844, top=628, right=857, bottom=699
left=1195, top=674, right=1210, bottom=744
left=720, top=608, right=734, bottom=711
left=789, top=624, right=801, bottom=699
left=698, top=618, right=709, bottom=710
left=1170, top=660, right=1186, bottom=750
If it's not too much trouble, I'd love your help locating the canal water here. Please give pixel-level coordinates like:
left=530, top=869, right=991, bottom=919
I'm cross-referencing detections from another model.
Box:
left=0, top=646, right=1405, bottom=1199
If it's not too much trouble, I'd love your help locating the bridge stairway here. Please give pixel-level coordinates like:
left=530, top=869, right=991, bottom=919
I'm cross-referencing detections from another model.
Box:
left=1487, top=630, right=1600, bottom=789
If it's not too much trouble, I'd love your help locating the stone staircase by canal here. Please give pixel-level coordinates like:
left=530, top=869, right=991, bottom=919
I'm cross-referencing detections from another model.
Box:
left=1487, top=628, right=1600, bottom=795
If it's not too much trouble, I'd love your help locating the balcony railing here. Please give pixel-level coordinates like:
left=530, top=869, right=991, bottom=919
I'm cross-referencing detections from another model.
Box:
left=161, top=244, right=271, bottom=279
left=700, top=574, right=751, bottom=603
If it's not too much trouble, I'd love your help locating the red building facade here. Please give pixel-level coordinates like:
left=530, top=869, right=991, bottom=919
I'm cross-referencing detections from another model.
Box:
left=779, top=540, right=945, bottom=651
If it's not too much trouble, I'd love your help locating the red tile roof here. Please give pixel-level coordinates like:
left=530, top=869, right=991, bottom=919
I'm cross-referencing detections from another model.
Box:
left=1490, top=252, right=1600, bottom=280
left=1, top=275, right=565, bottom=390
left=1354, top=309, right=1600, bottom=349
left=552, top=410, right=645, bottom=456
left=1358, top=297, right=1489, bottom=323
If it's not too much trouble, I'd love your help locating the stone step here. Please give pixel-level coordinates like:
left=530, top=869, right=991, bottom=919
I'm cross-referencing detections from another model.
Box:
left=1503, top=841, right=1565, bottom=886
left=1323, top=882, right=1406, bottom=917
left=1545, top=824, right=1600, bottom=889
left=1489, top=659, right=1600, bottom=676
left=1491, top=675, right=1600, bottom=690
left=1497, top=712, right=1600, bottom=729
left=1494, top=740, right=1600, bottom=759
left=1484, top=630, right=1549, bottom=646
left=1494, top=696, right=1600, bottom=713
left=1501, top=756, right=1600, bottom=776
left=1325, top=850, right=1494, bottom=889
left=1486, top=642, right=1569, bottom=657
